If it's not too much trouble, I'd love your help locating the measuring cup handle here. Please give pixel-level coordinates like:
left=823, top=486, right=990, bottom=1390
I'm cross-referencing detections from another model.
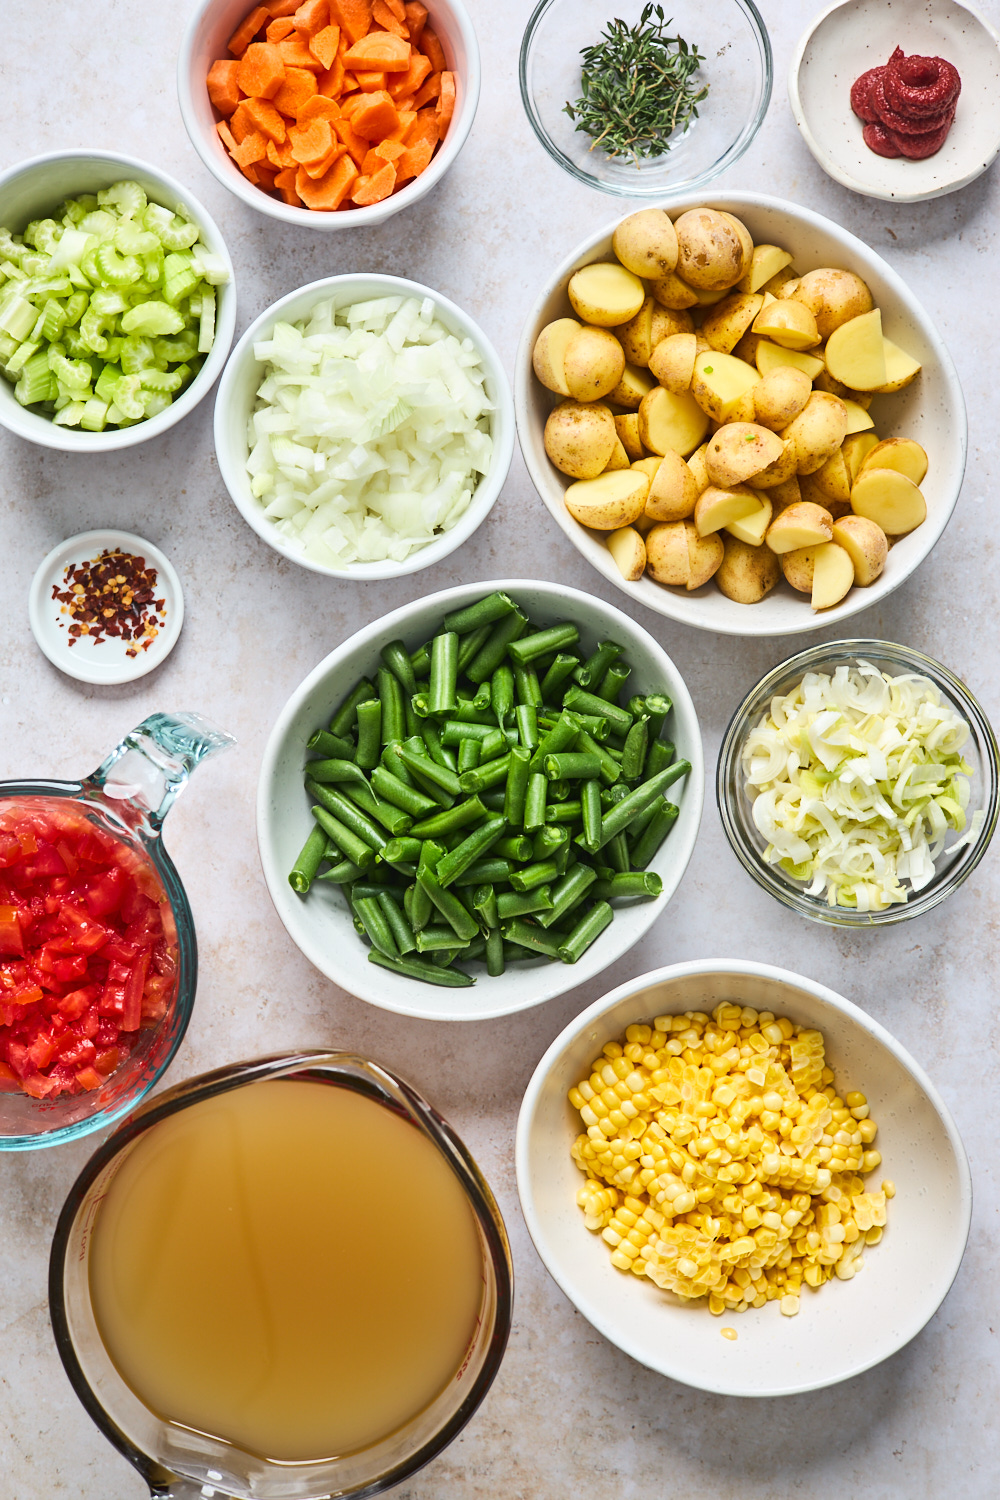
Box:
left=88, top=712, right=236, bottom=836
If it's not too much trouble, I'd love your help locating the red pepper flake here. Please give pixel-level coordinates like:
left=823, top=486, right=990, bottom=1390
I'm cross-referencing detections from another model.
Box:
left=51, top=549, right=166, bottom=658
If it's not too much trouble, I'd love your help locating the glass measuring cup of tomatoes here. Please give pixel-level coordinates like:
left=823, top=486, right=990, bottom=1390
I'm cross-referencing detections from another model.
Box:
left=0, top=712, right=233, bottom=1149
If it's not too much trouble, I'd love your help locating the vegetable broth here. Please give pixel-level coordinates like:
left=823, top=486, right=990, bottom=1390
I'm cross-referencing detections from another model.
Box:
left=88, top=1078, right=484, bottom=1461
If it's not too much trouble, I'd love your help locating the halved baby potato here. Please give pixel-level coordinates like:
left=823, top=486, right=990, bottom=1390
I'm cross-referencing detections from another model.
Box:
left=858, top=437, right=928, bottom=485
left=544, top=401, right=617, bottom=479
left=563, top=326, right=626, bottom=402
left=690, top=351, right=759, bottom=423
left=568, top=262, right=646, bottom=327
left=725, top=492, right=772, bottom=546
left=638, top=386, right=709, bottom=457
left=612, top=209, right=679, bottom=279
left=645, top=448, right=700, bottom=521
left=752, top=298, right=820, bottom=351
left=532, top=318, right=581, bottom=396
left=607, top=525, right=647, bottom=580
left=564, top=468, right=650, bottom=529
left=755, top=339, right=825, bottom=381
left=753, top=366, right=812, bottom=431
left=824, top=309, right=886, bottom=390
left=701, top=292, right=764, bottom=354
left=705, top=422, right=785, bottom=488
left=832, top=515, right=888, bottom=585
left=694, top=484, right=761, bottom=536
left=737, top=244, right=793, bottom=295
left=765, top=500, right=834, bottom=553
left=649, top=332, right=699, bottom=393
left=716, top=535, right=781, bottom=602
left=850, top=468, right=926, bottom=535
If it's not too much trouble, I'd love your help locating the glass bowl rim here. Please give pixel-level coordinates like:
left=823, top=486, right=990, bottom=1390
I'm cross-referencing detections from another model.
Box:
left=518, top=0, right=774, bottom=198
left=716, top=638, right=1000, bottom=927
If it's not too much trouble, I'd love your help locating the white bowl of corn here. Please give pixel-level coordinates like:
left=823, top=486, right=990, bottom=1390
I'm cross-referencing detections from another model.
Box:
left=516, top=959, right=971, bottom=1396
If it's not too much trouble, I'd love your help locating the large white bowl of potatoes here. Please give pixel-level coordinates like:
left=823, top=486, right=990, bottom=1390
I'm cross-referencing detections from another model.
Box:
left=515, top=195, right=966, bottom=635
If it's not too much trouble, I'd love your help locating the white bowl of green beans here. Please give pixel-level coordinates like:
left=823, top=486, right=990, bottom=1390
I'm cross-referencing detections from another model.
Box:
left=257, top=580, right=704, bottom=1021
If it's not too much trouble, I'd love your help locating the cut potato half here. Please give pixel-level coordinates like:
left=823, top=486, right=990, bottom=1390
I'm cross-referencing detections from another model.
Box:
left=702, top=292, right=763, bottom=354
left=607, top=525, right=647, bottom=580
left=646, top=448, right=699, bottom=521
left=705, top=422, right=785, bottom=488
left=738, top=244, right=793, bottom=295
left=766, top=500, right=834, bottom=554
left=568, top=262, right=646, bottom=327
left=608, top=363, right=655, bottom=411
left=694, top=484, right=761, bottom=536
left=564, top=468, right=649, bottom=530
left=532, top=318, right=581, bottom=396
left=563, top=326, right=626, bottom=402
left=645, top=521, right=690, bottom=585
left=612, top=209, right=679, bottom=279
left=614, top=412, right=644, bottom=461
left=842, top=431, right=880, bottom=483
left=811, top=543, right=856, bottom=610
left=725, top=493, right=772, bottom=546
left=842, top=398, right=875, bottom=434
left=752, top=298, right=820, bottom=351
left=638, top=386, right=709, bottom=457
left=824, top=309, right=886, bottom=391
left=850, top=468, right=926, bottom=535
left=755, top=339, right=825, bottom=381
left=858, top=437, right=928, bottom=485
left=832, top=515, right=888, bottom=586
left=649, top=331, right=698, bottom=393
left=691, top=351, right=759, bottom=423
left=871, top=338, right=922, bottom=394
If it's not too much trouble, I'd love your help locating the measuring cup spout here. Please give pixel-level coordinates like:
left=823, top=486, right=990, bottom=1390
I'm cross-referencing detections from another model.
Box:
left=89, top=711, right=235, bottom=836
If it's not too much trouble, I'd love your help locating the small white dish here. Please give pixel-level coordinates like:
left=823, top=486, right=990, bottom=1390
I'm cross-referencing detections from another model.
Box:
left=517, top=960, right=973, bottom=1397
left=789, top=0, right=1000, bottom=202
left=29, top=529, right=184, bottom=685
left=214, top=272, right=514, bottom=581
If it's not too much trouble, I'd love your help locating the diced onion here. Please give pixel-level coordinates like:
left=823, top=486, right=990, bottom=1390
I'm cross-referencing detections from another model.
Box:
left=246, top=294, right=494, bottom=568
left=740, top=661, right=981, bottom=909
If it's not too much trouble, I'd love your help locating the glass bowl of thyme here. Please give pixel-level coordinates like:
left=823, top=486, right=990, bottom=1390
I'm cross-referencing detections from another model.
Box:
left=520, top=0, right=771, bottom=196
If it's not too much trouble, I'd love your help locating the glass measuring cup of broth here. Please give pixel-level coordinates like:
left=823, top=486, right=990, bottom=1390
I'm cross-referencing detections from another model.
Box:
left=49, top=1051, right=513, bottom=1500
left=0, top=712, right=233, bottom=1149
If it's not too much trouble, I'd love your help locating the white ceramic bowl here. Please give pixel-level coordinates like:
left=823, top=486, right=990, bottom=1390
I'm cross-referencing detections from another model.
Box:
left=0, top=151, right=236, bottom=453
left=516, top=960, right=972, bottom=1397
left=515, top=192, right=967, bottom=637
left=214, top=272, right=514, bottom=579
left=257, top=580, right=704, bottom=1022
left=789, top=0, right=1000, bottom=203
left=178, top=0, right=480, bottom=229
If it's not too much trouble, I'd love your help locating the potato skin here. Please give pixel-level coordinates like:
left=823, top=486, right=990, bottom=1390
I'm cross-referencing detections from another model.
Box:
left=781, top=391, right=849, bottom=474
left=613, top=209, right=679, bottom=279
left=674, top=209, right=749, bottom=291
left=645, top=522, right=690, bottom=586
left=794, top=268, right=874, bottom=340
left=544, top=400, right=616, bottom=479
left=754, top=366, right=812, bottom=431
left=716, top=535, right=781, bottom=603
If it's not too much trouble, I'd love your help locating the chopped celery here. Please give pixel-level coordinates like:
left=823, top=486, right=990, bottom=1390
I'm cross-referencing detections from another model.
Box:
left=80, top=397, right=109, bottom=431
left=53, top=400, right=87, bottom=426
left=121, top=301, right=184, bottom=336
left=94, top=364, right=123, bottom=404
left=7, top=340, right=40, bottom=375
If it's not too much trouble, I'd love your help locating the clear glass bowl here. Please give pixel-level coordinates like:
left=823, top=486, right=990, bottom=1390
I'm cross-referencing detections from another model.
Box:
left=717, top=641, right=1000, bottom=928
left=519, top=0, right=772, bottom=197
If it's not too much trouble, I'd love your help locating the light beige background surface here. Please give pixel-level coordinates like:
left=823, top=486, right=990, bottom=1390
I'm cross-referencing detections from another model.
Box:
left=0, top=2, right=998, bottom=1496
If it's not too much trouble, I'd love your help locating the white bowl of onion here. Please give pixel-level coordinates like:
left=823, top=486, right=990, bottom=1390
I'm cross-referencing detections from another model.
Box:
left=214, top=273, right=514, bottom=579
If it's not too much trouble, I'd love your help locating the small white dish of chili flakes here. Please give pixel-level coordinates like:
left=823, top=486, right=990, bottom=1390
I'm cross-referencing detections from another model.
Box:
left=28, top=529, right=184, bottom=685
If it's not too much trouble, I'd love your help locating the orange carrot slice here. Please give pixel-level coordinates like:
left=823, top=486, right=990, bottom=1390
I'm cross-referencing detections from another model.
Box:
left=351, top=89, right=400, bottom=140
left=233, top=129, right=269, bottom=168
left=229, top=101, right=256, bottom=141
left=329, top=0, right=374, bottom=45
left=342, top=33, right=410, bottom=71
left=404, top=2, right=428, bottom=47
left=237, top=41, right=286, bottom=98
left=267, top=0, right=301, bottom=15
left=266, top=136, right=296, bottom=168
left=387, top=52, right=431, bottom=99
left=299, top=93, right=342, bottom=120
left=297, top=153, right=359, bottom=208
left=207, top=59, right=243, bottom=115
left=332, top=116, right=370, bottom=165
left=279, top=32, right=322, bottom=68
left=303, top=142, right=346, bottom=177
left=352, top=160, right=396, bottom=204
left=217, top=119, right=239, bottom=154
left=255, top=162, right=279, bottom=189
left=372, top=0, right=408, bottom=38
left=404, top=107, right=438, bottom=148
left=412, top=71, right=441, bottom=108
left=384, top=107, right=416, bottom=142
left=355, top=69, right=387, bottom=90
left=272, top=65, right=319, bottom=113
left=309, top=23, right=340, bottom=68
left=419, top=27, right=446, bottom=72
left=244, top=96, right=288, bottom=141
left=361, top=139, right=404, bottom=172
left=396, top=136, right=433, bottom=180
left=289, top=116, right=334, bottom=163
left=383, top=0, right=407, bottom=19
left=293, top=0, right=329, bottom=31
left=437, top=70, right=455, bottom=128
left=266, top=16, right=296, bottom=41
left=273, top=165, right=304, bottom=204
left=228, top=5, right=269, bottom=57
left=317, top=55, right=347, bottom=96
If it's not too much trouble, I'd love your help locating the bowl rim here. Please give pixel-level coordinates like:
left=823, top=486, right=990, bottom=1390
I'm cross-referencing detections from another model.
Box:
left=787, top=0, right=1000, bottom=204
left=715, top=637, right=1000, bottom=926
left=213, top=271, right=514, bottom=580
left=518, top=0, right=773, bottom=198
left=255, top=577, right=705, bottom=1021
left=177, top=0, right=482, bottom=230
left=514, top=189, right=968, bottom=637
left=515, top=956, right=974, bottom=1397
left=0, top=148, right=236, bottom=453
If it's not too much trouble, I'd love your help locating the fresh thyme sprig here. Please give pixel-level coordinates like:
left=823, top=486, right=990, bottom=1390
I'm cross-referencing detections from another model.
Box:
left=563, top=5, right=709, bottom=167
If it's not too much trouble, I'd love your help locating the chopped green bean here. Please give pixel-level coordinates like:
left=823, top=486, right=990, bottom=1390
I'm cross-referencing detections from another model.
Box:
left=289, top=825, right=329, bottom=894
left=497, top=886, right=553, bottom=919
left=621, top=719, right=649, bottom=781
left=544, top=800, right=582, bottom=825
left=491, top=663, right=514, bottom=727
left=529, top=709, right=582, bottom=772
left=645, top=738, right=675, bottom=779
left=562, top=685, right=633, bottom=735
left=493, top=834, right=534, bottom=862
left=509, top=623, right=580, bottom=665
left=353, top=895, right=399, bottom=958
left=540, top=653, right=580, bottom=701
left=581, top=779, right=602, bottom=850
left=396, top=744, right=462, bottom=796
left=458, top=752, right=512, bottom=794
left=473, top=884, right=499, bottom=927
left=308, top=729, right=356, bottom=760
left=595, top=761, right=690, bottom=848
left=316, top=859, right=364, bottom=884
left=479, top=728, right=506, bottom=762
left=416, top=925, right=471, bottom=953
left=574, top=640, right=622, bottom=690
left=457, top=624, right=492, bottom=674
left=380, top=640, right=417, bottom=695
left=516, top=704, right=539, bottom=751
left=303, top=757, right=368, bottom=787
left=410, top=795, right=488, bottom=840
left=429, top=631, right=459, bottom=715
left=458, top=737, right=481, bottom=774
left=485, top=926, right=505, bottom=976
left=465, top=610, right=527, bottom=683
left=370, top=766, right=436, bottom=817
left=524, top=772, right=547, bottom=832
left=501, top=920, right=562, bottom=958
left=443, top=590, right=516, bottom=634
left=575, top=727, right=623, bottom=787
left=532, top=824, right=568, bottom=860
left=339, top=782, right=413, bottom=838
left=354, top=699, right=383, bottom=770
left=537, top=863, right=598, bottom=928
left=592, top=871, right=663, bottom=900
left=368, top=949, right=474, bottom=986
left=543, top=752, right=602, bottom=781
left=644, top=693, right=673, bottom=740
left=310, top=806, right=374, bottom=869
left=558, top=902, right=614, bottom=963
left=307, top=782, right=386, bottom=852
left=513, top=663, right=543, bottom=707
left=630, top=799, right=680, bottom=868
left=329, top=679, right=376, bottom=738
left=377, top=666, right=405, bottom=746
left=377, top=891, right=416, bottom=953
left=597, top=660, right=632, bottom=702
left=435, top=815, right=507, bottom=887
left=416, top=857, right=480, bottom=940
left=453, top=857, right=512, bottom=886
left=510, top=859, right=559, bottom=893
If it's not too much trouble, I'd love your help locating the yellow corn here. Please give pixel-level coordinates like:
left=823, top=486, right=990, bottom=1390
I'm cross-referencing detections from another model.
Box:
left=567, top=1005, right=891, bottom=1320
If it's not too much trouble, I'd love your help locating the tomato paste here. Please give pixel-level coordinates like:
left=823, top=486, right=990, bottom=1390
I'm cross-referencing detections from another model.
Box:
left=0, top=799, right=177, bottom=1099
left=851, top=47, right=961, bottom=160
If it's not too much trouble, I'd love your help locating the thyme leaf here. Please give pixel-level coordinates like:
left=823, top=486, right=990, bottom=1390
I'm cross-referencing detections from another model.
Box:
left=563, top=4, right=709, bottom=167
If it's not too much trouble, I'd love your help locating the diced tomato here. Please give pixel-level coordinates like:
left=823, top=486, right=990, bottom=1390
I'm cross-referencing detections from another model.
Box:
left=85, top=864, right=128, bottom=917
left=0, top=905, right=25, bottom=955
left=75, top=1066, right=103, bottom=1092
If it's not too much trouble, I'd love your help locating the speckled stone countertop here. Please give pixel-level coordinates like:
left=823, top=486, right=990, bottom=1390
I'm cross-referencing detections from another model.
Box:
left=1, top=2, right=999, bottom=1496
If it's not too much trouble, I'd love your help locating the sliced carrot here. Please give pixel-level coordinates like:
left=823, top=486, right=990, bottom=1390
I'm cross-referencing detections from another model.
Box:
left=412, top=71, right=441, bottom=108
left=228, top=5, right=269, bottom=56
left=437, top=70, right=455, bottom=128
left=273, top=165, right=303, bottom=202
left=233, top=129, right=269, bottom=168
left=352, top=160, right=396, bottom=205
left=403, top=1, right=427, bottom=46
left=217, top=119, right=239, bottom=154
left=237, top=41, right=286, bottom=98
left=375, top=137, right=406, bottom=161
left=372, top=0, right=408, bottom=38
left=289, top=116, right=334, bottom=163
left=309, top=22, right=340, bottom=68
left=351, top=89, right=399, bottom=140
left=229, top=100, right=256, bottom=141
left=332, top=116, right=370, bottom=165
left=244, top=96, right=288, bottom=141
left=272, top=65, right=319, bottom=113
left=293, top=0, right=329, bottom=31
left=404, top=106, right=438, bottom=148
left=207, top=59, right=243, bottom=115
left=361, top=140, right=403, bottom=172
left=266, top=0, right=301, bottom=15
left=384, top=107, right=416, bottom=142
left=255, top=162, right=279, bottom=189
left=339, top=91, right=364, bottom=117
left=387, top=52, right=431, bottom=99
left=299, top=93, right=342, bottom=120
left=303, top=142, right=346, bottom=177
left=279, top=31, right=322, bottom=68
left=317, top=55, right=347, bottom=95
left=266, top=16, right=295, bottom=40
left=329, top=0, right=373, bottom=45
left=266, top=136, right=296, bottom=167
left=343, top=32, right=410, bottom=70
left=396, top=137, right=433, bottom=180
left=297, top=153, right=359, bottom=208
left=383, top=0, right=407, bottom=18
left=419, top=27, right=446, bottom=72
left=355, top=69, right=387, bottom=90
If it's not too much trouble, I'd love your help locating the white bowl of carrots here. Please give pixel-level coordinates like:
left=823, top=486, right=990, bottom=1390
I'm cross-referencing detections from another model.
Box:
left=178, top=0, right=480, bottom=226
